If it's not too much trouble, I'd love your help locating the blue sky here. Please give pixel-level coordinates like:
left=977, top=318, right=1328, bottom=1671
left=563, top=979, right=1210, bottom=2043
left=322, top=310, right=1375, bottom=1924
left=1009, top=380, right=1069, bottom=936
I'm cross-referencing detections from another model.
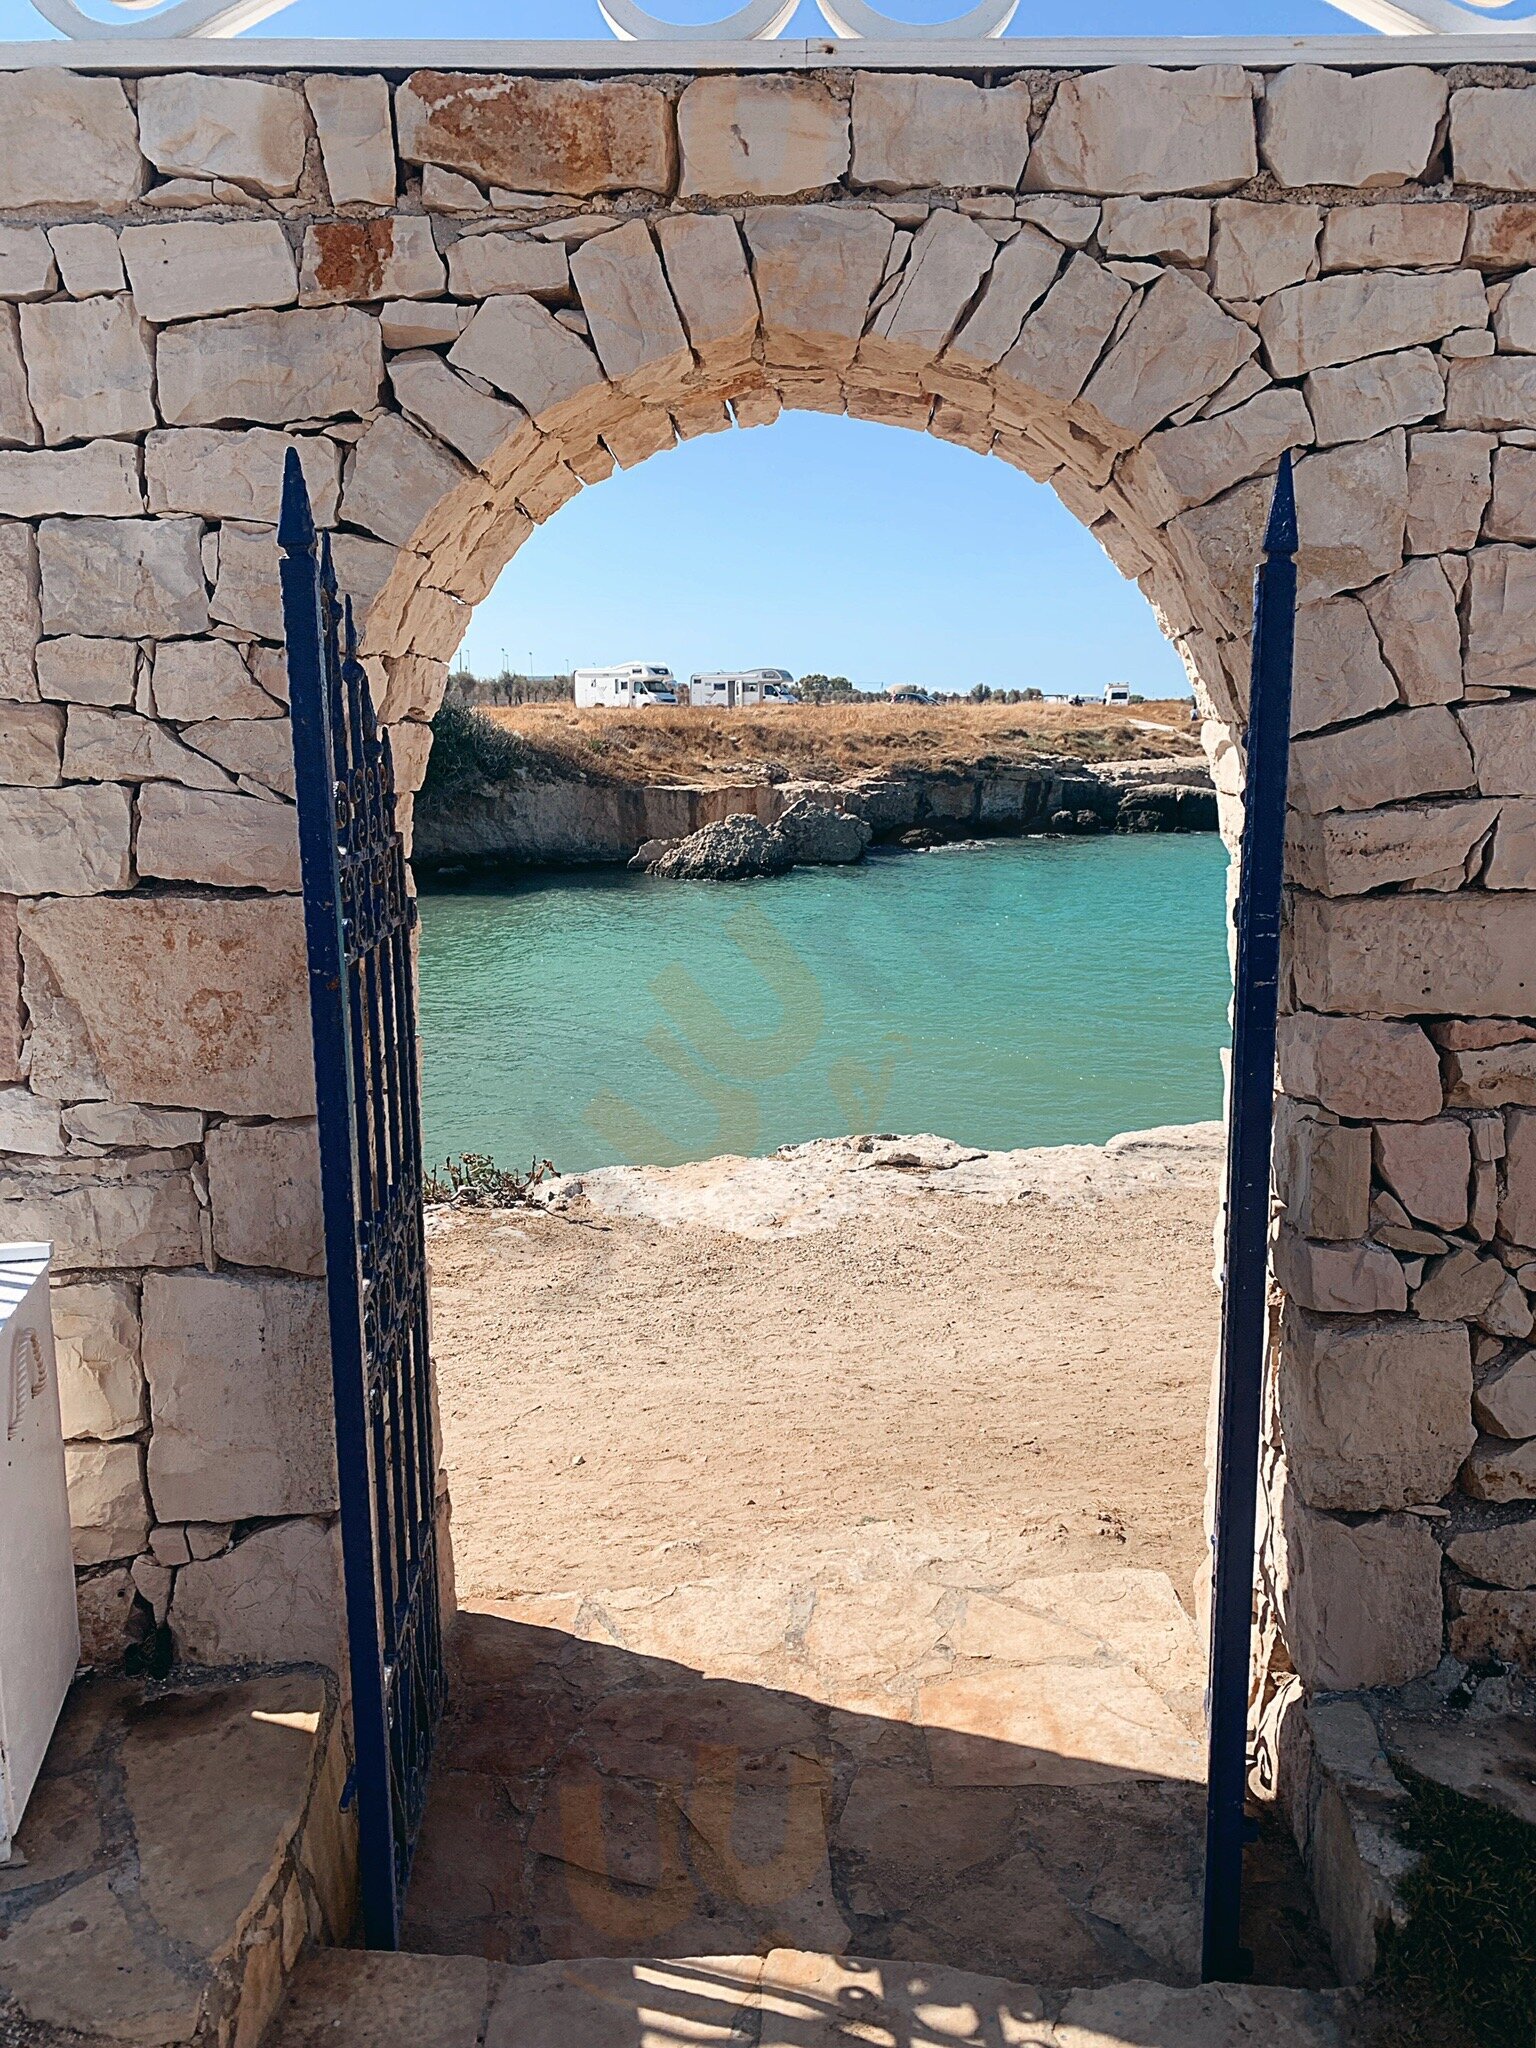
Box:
left=4, top=0, right=1392, bottom=692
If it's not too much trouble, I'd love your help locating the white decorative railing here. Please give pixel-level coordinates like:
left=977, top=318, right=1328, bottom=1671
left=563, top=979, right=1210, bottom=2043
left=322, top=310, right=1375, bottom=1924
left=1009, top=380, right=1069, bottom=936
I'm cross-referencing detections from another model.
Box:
left=19, top=0, right=1536, bottom=42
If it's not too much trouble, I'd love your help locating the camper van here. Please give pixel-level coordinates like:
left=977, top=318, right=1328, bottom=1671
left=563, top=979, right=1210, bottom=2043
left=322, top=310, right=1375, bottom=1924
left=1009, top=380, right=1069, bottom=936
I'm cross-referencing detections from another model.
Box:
left=573, top=664, right=678, bottom=708
left=688, top=669, right=795, bottom=709
left=1103, top=682, right=1132, bottom=707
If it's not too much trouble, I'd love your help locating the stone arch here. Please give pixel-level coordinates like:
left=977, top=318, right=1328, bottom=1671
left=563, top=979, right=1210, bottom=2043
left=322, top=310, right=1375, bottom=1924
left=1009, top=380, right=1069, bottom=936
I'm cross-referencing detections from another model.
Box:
left=6, top=57, right=1536, bottom=1989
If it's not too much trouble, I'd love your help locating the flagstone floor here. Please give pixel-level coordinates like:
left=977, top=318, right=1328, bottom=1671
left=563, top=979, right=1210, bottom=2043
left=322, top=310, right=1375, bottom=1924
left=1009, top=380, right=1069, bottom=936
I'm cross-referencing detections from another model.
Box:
left=404, top=1560, right=1219, bottom=1988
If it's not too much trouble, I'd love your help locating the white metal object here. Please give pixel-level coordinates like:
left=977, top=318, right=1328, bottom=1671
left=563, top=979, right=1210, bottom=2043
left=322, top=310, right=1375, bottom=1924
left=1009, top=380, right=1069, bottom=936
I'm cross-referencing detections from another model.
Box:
left=689, top=668, right=795, bottom=707
left=0, top=1244, right=79, bottom=1867
left=573, top=663, right=679, bottom=707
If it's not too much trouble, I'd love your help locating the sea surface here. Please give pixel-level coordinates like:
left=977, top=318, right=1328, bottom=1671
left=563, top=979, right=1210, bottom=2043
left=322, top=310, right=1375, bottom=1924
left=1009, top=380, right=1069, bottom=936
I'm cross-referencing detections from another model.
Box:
left=416, top=833, right=1233, bottom=1175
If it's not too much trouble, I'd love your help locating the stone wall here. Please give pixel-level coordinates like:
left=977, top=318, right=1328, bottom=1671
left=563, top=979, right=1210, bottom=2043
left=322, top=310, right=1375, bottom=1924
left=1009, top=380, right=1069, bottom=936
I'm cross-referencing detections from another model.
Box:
left=1, top=53, right=1534, bottom=1727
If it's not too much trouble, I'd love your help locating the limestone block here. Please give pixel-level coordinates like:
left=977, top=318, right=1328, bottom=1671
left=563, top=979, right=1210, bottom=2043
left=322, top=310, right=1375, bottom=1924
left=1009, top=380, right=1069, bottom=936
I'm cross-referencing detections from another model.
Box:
left=1464, top=1436, right=1536, bottom=1502
left=19, top=892, right=311, bottom=1114
left=0, top=1155, right=202, bottom=1269
left=1259, top=271, right=1485, bottom=383
left=1290, top=799, right=1497, bottom=899
left=449, top=293, right=605, bottom=427
left=204, top=522, right=282, bottom=641
left=305, top=74, right=396, bottom=207
left=851, top=74, right=1030, bottom=195
left=1374, top=1120, right=1471, bottom=1232
left=1100, top=197, right=1209, bottom=264
left=1464, top=543, right=1536, bottom=693
left=1274, top=1228, right=1408, bottom=1315
left=570, top=219, right=690, bottom=396
left=143, top=1270, right=333, bottom=1522
left=677, top=76, right=846, bottom=201
left=120, top=221, right=297, bottom=326
left=1486, top=447, right=1536, bottom=546
left=1289, top=596, right=1397, bottom=738
left=1502, top=1107, right=1536, bottom=1248
left=1304, top=348, right=1443, bottom=451
left=1292, top=431, right=1407, bottom=603
left=157, top=307, right=383, bottom=429
left=862, top=211, right=996, bottom=378
left=1461, top=696, right=1536, bottom=801
left=1261, top=66, right=1445, bottom=189
left=149, top=640, right=277, bottom=724
left=1277, top=1012, right=1442, bottom=1121
left=342, top=413, right=472, bottom=552
left=1445, top=356, right=1536, bottom=430
left=40, top=517, right=205, bottom=640
left=1320, top=202, right=1468, bottom=273
left=996, top=253, right=1131, bottom=411
left=1163, top=472, right=1272, bottom=639
left=1280, top=1489, right=1444, bottom=1690
left=653, top=214, right=757, bottom=375
left=1209, top=198, right=1319, bottom=302
left=179, top=717, right=295, bottom=799
left=386, top=352, right=523, bottom=476
left=63, top=1102, right=200, bottom=1148
left=0, top=701, right=61, bottom=784
left=944, top=224, right=1063, bottom=378
left=1281, top=1116, right=1371, bottom=1240
left=443, top=233, right=565, bottom=301
left=0, top=442, right=141, bottom=523
left=0, top=305, right=38, bottom=452
left=19, top=296, right=154, bottom=447
left=36, top=636, right=135, bottom=709
left=1119, top=388, right=1311, bottom=530
left=1360, top=560, right=1460, bottom=713
left=171, top=1517, right=341, bottom=1671
left=300, top=219, right=444, bottom=307
left=1279, top=1306, right=1473, bottom=1512
left=1075, top=270, right=1254, bottom=451
left=1406, top=431, right=1492, bottom=555
left=53, top=1278, right=142, bottom=1441
left=1469, top=203, right=1536, bottom=270
left=1451, top=1588, right=1536, bottom=1670
left=49, top=225, right=125, bottom=301
left=1291, top=892, right=1536, bottom=1020
left=745, top=205, right=893, bottom=374
left=0, top=1083, right=63, bottom=1155
left=136, top=75, right=306, bottom=198
left=0, top=784, right=130, bottom=895
left=1291, top=705, right=1471, bottom=816
left=145, top=426, right=340, bottom=528
left=380, top=300, right=466, bottom=352
left=63, top=706, right=232, bottom=791
left=1445, top=1035, right=1536, bottom=1103
left=1451, top=87, right=1536, bottom=192
left=0, top=73, right=145, bottom=212
left=137, top=784, right=299, bottom=892
left=1027, top=66, right=1256, bottom=198
left=0, top=227, right=55, bottom=303
left=1448, top=1521, right=1536, bottom=1585
left=66, top=1440, right=148, bottom=1566
left=205, top=1118, right=322, bottom=1276
left=0, top=899, right=17, bottom=1085
left=395, top=73, right=674, bottom=198
left=1475, top=1353, right=1536, bottom=1440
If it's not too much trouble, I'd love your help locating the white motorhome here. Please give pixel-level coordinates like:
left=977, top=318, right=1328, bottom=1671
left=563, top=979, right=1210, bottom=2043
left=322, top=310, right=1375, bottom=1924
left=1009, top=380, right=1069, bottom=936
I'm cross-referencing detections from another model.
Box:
left=573, top=664, right=678, bottom=708
left=688, top=668, right=795, bottom=709
left=1103, top=682, right=1132, bottom=707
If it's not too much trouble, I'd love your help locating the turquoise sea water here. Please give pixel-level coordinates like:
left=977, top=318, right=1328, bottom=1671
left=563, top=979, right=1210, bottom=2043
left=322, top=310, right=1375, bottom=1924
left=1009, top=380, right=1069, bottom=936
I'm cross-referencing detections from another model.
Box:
left=416, top=834, right=1233, bottom=1175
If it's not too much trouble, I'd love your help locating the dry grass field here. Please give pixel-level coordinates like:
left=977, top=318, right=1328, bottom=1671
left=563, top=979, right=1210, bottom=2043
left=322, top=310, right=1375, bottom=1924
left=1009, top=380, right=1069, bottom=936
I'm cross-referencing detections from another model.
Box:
left=483, top=696, right=1201, bottom=787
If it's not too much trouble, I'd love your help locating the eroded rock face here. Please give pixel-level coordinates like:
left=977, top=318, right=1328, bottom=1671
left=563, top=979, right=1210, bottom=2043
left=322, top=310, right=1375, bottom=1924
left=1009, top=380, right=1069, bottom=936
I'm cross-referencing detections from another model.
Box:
left=396, top=73, right=676, bottom=196
left=774, top=799, right=872, bottom=866
left=648, top=814, right=794, bottom=881
left=1028, top=66, right=1257, bottom=197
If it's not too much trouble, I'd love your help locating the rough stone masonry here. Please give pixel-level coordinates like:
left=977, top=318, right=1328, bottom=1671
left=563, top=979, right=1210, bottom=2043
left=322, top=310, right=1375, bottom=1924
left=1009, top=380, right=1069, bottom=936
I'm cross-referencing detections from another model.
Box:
left=2, top=42, right=1536, bottom=1891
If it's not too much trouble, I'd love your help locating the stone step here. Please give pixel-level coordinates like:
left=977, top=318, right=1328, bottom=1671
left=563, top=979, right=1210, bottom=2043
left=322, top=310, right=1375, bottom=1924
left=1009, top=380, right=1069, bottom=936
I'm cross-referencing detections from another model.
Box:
left=270, top=1947, right=1349, bottom=2048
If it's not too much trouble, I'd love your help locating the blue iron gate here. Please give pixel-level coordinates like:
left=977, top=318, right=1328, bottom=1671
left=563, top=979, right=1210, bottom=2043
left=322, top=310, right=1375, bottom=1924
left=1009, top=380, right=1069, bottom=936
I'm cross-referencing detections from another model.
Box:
left=1202, top=452, right=1298, bottom=1982
left=279, top=450, right=446, bottom=1949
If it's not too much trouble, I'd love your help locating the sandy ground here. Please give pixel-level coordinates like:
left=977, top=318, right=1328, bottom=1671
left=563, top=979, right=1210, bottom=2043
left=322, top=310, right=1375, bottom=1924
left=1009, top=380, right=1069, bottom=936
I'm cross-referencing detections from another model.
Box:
left=428, top=1128, right=1223, bottom=1612
left=480, top=697, right=1202, bottom=786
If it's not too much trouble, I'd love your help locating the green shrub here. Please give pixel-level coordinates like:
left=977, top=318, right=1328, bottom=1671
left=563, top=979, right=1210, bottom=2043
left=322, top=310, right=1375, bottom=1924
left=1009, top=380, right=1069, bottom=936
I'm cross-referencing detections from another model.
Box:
left=422, top=702, right=534, bottom=792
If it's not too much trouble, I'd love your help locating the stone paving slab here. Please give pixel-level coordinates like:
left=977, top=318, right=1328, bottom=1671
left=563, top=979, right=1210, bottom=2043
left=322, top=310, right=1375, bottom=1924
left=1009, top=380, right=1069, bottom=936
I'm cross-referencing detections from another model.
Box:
left=404, top=1566, right=1210, bottom=1987
left=272, top=1948, right=1347, bottom=2048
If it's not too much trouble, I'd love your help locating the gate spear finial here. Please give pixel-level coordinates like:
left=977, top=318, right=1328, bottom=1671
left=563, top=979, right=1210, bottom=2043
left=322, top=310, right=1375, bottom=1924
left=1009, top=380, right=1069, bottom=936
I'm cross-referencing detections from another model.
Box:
left=278, top=445, right=315, bottom=555
left=1262, top=448, right=1297, bottom=559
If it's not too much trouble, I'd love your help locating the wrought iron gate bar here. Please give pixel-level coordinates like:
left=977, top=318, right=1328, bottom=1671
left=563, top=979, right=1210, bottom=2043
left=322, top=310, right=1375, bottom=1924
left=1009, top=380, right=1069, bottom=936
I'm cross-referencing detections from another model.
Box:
left=280, top=450, right=445, bottom=1950
left=1201, top=451, right=1298, bottom=1985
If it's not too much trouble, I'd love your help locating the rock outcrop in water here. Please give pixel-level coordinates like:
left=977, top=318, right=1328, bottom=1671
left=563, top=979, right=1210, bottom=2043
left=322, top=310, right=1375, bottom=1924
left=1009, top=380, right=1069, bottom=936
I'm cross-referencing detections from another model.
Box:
left=647, top=815, right=794, bottom=880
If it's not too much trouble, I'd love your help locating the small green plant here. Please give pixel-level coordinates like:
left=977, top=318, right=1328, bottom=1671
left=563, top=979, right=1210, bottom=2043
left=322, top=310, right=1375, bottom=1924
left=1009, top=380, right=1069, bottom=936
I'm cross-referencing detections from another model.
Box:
left=422, top=702, right=535, bottom=792
left=423, top=1152, right=557, bottom=1208
left=1380, top=1766, right=1536, bottom=2048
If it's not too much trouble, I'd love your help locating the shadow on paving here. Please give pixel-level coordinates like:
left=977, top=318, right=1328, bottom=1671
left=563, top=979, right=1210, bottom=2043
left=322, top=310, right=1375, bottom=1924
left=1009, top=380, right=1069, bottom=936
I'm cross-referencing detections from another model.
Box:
left=404, top=1594, right=1213, bottom=1990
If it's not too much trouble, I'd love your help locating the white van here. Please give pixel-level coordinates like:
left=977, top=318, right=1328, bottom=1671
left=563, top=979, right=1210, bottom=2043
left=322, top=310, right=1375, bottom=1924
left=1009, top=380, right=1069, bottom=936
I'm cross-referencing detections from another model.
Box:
left=573, top=664, right=678, bottom=708
left=1103, top=682, right=1132, bottom=707
left=688, top=668, right=795, bottom=709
